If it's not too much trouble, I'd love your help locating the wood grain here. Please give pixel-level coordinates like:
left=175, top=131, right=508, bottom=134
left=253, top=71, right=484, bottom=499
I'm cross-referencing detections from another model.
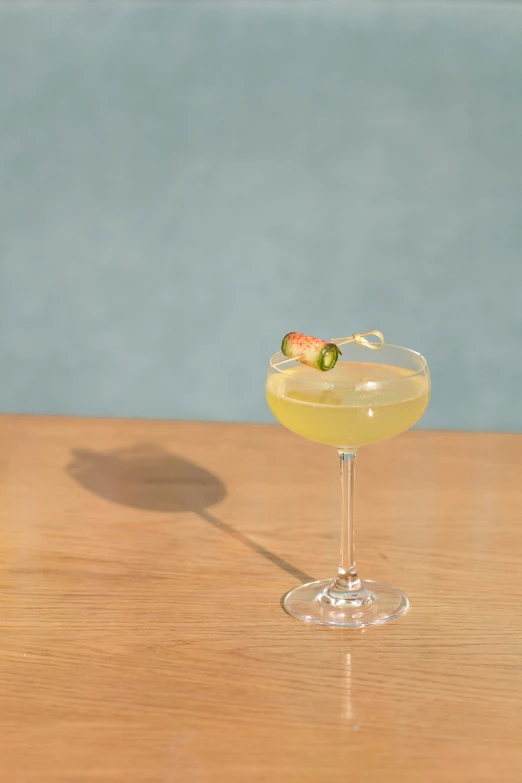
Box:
left=0, top=415, right=521, bottom=782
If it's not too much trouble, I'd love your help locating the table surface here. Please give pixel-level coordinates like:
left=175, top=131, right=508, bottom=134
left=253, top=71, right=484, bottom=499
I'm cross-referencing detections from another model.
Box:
left=1, top=416, right=521, bottom=782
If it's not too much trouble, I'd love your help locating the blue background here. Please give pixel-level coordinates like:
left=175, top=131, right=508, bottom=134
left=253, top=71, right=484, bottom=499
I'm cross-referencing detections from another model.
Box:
left=1, top=2, right=521, bottom=430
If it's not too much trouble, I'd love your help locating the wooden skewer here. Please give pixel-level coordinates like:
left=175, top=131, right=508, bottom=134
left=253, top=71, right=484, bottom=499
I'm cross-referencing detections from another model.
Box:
left=272, top=330, right=384, bottom=368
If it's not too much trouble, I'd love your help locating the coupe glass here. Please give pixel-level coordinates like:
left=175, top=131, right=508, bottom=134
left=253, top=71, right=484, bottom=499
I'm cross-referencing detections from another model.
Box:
left=266, top=339, right=430, bottom=627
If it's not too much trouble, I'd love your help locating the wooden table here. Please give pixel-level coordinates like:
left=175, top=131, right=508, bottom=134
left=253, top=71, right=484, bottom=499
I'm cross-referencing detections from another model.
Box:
left=1, top=415, right=521, bottom=782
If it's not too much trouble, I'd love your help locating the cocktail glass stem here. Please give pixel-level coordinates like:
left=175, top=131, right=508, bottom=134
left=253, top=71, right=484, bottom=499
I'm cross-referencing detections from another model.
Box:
left=326, top=451, right=369, bottom=602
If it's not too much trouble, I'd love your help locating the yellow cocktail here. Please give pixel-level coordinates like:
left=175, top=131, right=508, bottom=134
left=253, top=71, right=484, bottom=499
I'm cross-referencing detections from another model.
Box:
left=266, top=334, right=430, bottom=628
left=266, top=361, right=429, bottom=448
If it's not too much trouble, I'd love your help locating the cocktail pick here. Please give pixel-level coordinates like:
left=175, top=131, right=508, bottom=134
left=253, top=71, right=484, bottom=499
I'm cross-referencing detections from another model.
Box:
left=331, top=330, right=384, bottom=350
left=272, top=330, right=384, bottom=368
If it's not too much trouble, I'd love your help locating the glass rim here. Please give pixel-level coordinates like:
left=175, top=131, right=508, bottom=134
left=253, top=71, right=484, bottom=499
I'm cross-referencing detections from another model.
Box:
left=268, top=343, right=428, bottom=385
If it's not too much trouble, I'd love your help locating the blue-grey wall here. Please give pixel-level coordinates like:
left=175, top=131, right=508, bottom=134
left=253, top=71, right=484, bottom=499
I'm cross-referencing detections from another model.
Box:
left=1, top=2, right=521, bottom=430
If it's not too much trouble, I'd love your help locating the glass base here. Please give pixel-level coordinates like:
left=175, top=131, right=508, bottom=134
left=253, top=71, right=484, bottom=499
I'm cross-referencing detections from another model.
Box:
left=282, top=579, right=409, bottom=628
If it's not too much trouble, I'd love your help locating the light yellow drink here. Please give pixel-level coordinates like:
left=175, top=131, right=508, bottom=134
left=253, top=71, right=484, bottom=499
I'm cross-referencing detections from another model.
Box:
left=266, top=362, right=430, bottom=448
